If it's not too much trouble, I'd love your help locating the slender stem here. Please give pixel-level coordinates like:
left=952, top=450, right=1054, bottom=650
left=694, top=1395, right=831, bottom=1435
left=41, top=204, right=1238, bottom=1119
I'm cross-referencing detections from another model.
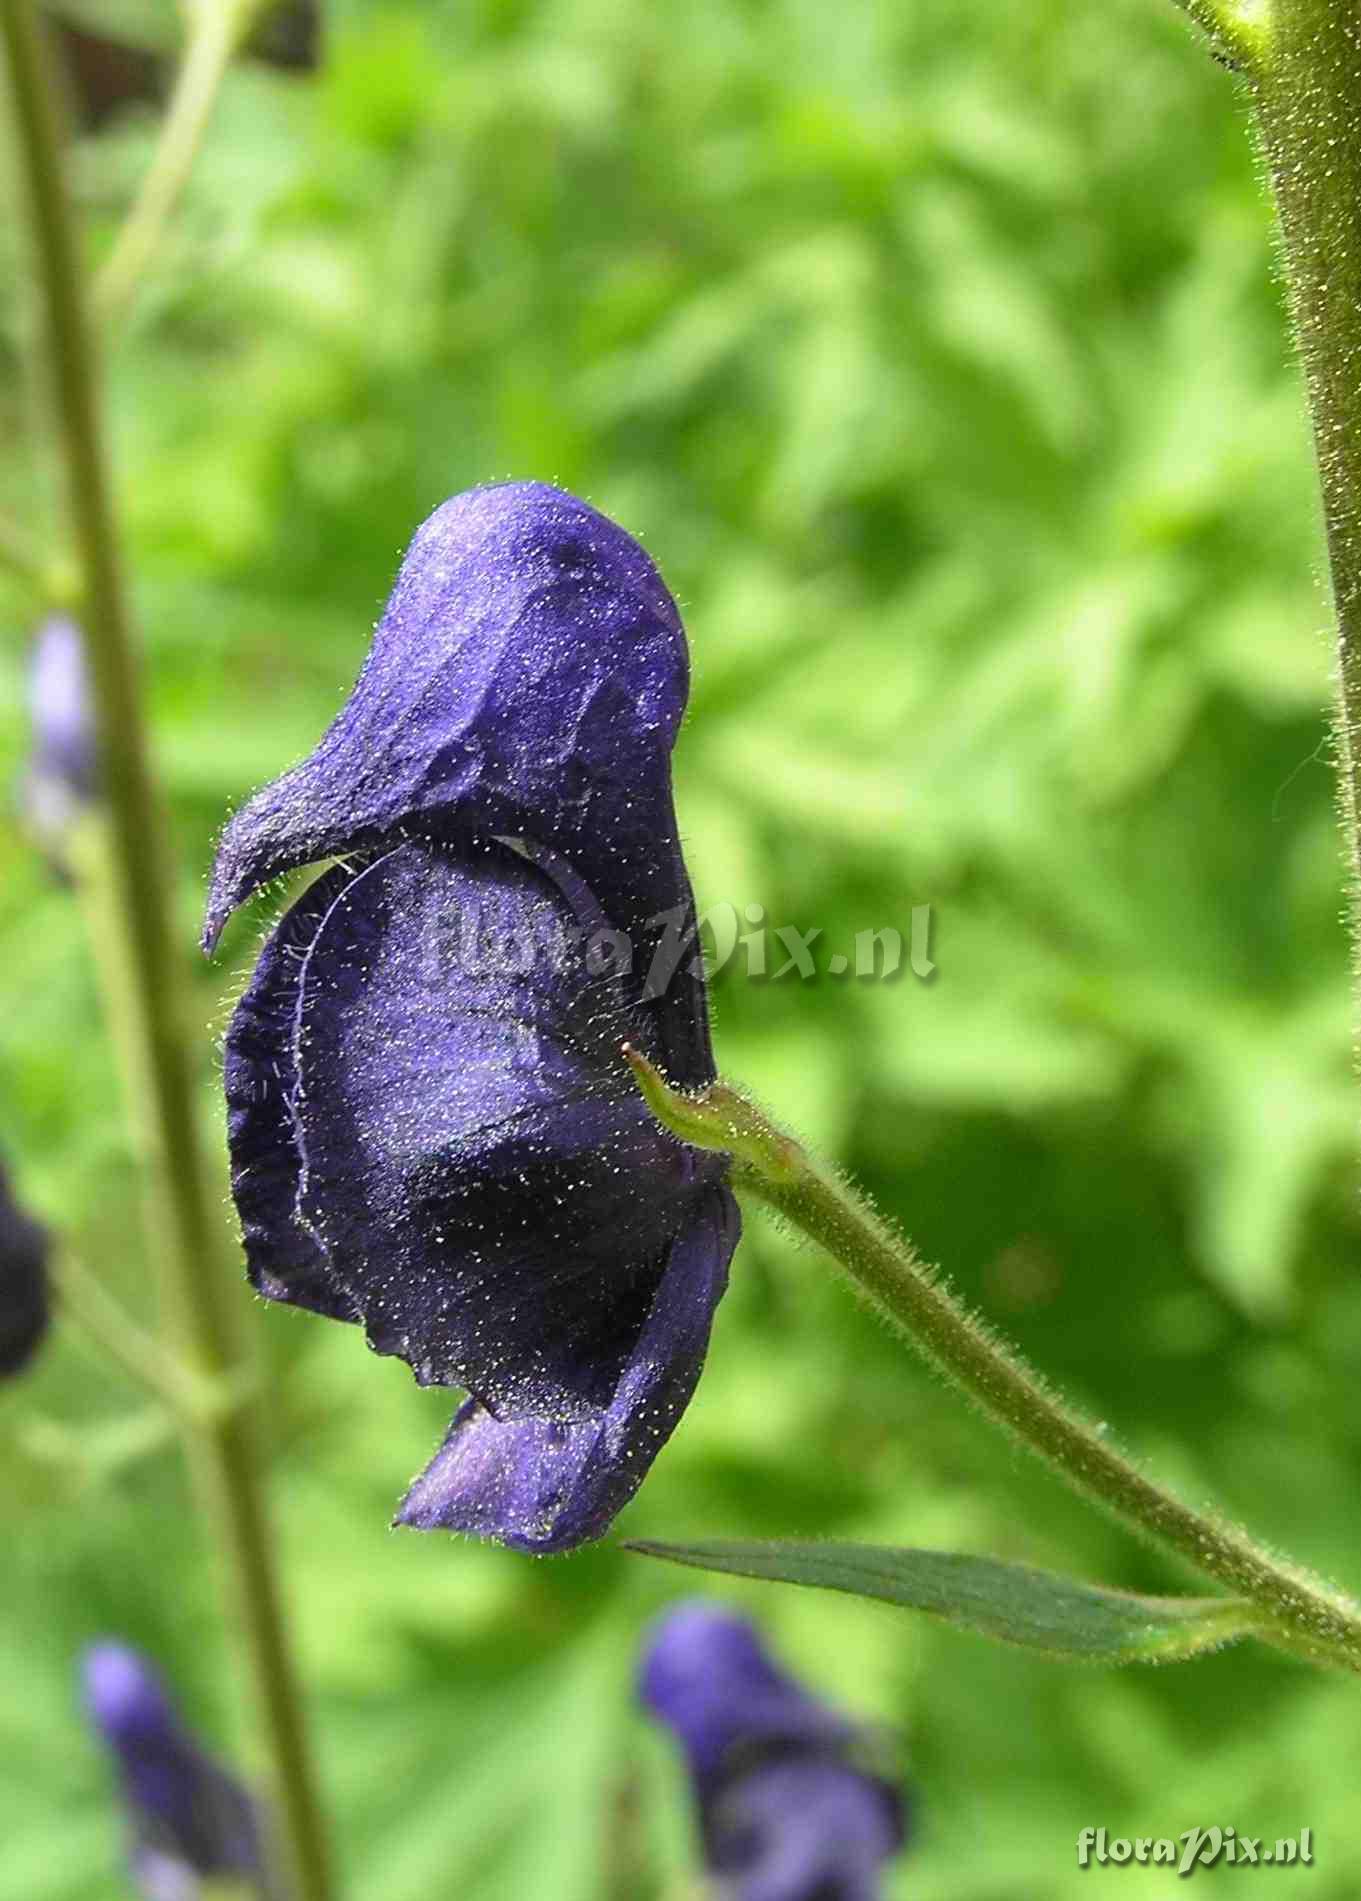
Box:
left=744, top=1166, right=1357, bottom=1666
left=55, top=1250, right=252, bottom=1423
left=625, top=1049, right=1361, bottom=1673
left=0, top=8, right=334, bottom=1897
left=8, top=1407, right=176, bottom=1497
left=55, top=1249, right=202, bottom=1413
left=1245, top=7, right=1361, bottom=988
left=93, top=0, right=256, bottom=329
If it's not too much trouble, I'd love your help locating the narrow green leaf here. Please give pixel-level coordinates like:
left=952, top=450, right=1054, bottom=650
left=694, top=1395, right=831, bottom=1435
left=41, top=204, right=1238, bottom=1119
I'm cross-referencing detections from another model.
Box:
left=627, top=1540, right=1272, bottom=1664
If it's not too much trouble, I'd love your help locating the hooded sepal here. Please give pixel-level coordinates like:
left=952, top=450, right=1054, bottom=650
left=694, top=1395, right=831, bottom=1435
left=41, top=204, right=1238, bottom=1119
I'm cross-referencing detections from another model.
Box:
left=204, top=481, right=714, bottom=1085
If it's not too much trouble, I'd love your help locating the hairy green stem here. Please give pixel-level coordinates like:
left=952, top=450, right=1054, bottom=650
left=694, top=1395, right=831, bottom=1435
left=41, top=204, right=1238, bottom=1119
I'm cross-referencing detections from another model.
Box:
left=0, top=7, right=334, bottom=1895
left=94, top=0, right=257, bottom=328
left=1242, top=6, right=1361, bottom=985
left=625, top=1049, right=1361, bottom=1673
left=1167, top=0, right=1270, bottom=71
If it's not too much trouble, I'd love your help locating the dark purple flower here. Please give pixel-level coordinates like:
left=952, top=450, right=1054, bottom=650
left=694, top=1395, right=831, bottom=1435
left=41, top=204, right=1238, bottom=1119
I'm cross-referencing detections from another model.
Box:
left=206, top=483, right=740, bottom=1553
left=640, top=1603, right=908, bottom=1901
left=24, top=616, right=98, bottom=853
left=0, top=1160, right=49, bottom=1378
left=82, top=1643, right=272, bottom=1901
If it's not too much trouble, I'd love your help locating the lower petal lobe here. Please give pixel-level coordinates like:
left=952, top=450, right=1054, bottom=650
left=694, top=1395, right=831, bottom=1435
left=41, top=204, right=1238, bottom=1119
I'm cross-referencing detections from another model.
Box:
left=396, top=1183, right=739, bottom=1551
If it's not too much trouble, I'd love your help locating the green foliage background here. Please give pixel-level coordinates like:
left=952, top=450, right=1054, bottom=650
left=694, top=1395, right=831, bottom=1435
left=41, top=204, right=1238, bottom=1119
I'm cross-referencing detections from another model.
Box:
left=2, top=0, right=1359, bottom=1894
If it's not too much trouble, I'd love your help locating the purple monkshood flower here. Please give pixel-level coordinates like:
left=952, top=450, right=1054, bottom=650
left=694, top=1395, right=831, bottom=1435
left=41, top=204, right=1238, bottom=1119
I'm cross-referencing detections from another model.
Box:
left=204, top=482, right=741, bottom=1553
left=24, top=616, right=98, bottom=854
left=641, top=1603, right=909, bottom=1901
left=82, top=1643, right=274, bottom=1901
left=0, top=1159, right=49, bottom=1378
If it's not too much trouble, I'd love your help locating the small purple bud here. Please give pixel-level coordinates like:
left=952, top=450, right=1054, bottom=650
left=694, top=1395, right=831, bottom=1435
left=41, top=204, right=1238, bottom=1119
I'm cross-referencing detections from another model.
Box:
left=0, top=1160, right=49, bottom=1378
left=641, top=1603, right=909, bottom=1901
left=82, top=1644, right=270, bottom=1900
left=24, top=615, right=98, bottom=857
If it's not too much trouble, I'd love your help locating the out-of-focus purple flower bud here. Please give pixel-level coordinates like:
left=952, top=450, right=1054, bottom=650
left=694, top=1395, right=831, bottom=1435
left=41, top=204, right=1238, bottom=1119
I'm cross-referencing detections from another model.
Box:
left=640, top=1603, right=909, bottom=1901
left=24, top=615, right=98, bottom=857
left=82, top=1643, right=271, bottom=1900
left=0, top=1160, right=49, bottom=1378
left=205, top=484, right=740, bottom=1553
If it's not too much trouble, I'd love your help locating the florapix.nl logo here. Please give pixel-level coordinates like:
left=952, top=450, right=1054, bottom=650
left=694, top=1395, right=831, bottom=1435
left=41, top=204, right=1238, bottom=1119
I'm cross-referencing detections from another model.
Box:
left=1077, top=1826, right=1314, bottom=1875
left=422, top=891, right=937, bottom=996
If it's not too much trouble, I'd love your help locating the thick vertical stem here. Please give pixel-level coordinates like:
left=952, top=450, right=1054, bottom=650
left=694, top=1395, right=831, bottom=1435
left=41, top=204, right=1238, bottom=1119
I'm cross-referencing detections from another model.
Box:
left=0, top=7, right=333, bottom=1896
left=1251, top=6, right=1361, bottom=963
